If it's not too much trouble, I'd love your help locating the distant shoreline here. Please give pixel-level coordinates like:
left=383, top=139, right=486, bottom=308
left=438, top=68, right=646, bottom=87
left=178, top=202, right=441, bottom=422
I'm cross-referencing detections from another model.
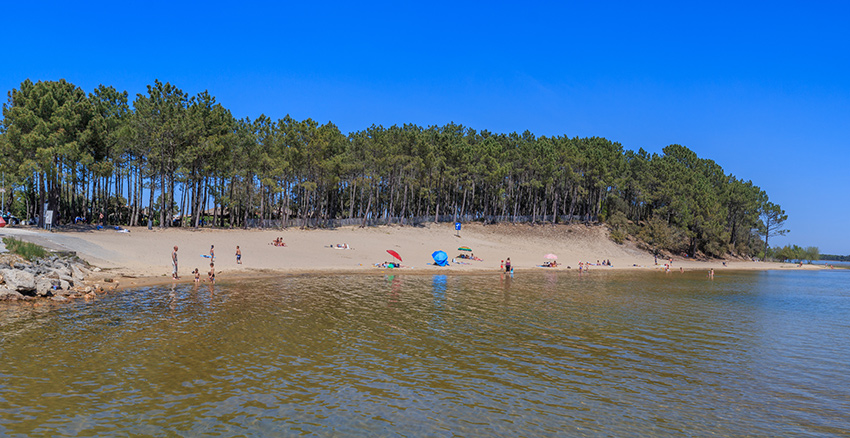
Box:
left=1, top=223, right=832, bottom=293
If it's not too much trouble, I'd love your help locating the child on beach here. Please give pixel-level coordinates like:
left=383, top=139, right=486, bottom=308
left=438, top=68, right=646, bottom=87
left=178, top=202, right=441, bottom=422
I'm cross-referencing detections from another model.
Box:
left=208, top=263, right=216, bottom=283
left=236, top=246, right=242, bottom=264
left=210, top=245, right=215, bottom=261
left=194, top=268, right=200, bottom=282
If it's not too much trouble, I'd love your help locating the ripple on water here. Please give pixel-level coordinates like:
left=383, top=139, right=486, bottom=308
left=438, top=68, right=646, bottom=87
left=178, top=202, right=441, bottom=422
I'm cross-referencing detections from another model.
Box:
left=1, top=271, right=849, bottom=436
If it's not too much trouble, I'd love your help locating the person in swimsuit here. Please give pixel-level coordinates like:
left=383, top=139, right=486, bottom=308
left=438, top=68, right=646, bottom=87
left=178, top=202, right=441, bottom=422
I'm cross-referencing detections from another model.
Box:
left=236, top=246, right=242, bottom=264
left=210, top=245, right=215, bottom=261
left=208, top=262, right=215, bottom=283
left=194, top=268, right=200, bottom=282
left=505, top=258, right=511, bottom=273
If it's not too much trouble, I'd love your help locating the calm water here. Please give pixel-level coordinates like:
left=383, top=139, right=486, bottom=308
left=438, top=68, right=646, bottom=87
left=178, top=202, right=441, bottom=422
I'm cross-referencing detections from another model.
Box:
left=1, top=270, right=849, bottom=437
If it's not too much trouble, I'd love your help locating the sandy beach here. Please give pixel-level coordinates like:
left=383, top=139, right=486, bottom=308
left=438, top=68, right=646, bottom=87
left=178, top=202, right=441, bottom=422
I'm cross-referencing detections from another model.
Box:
left=0, top=222, right=823, bottom=289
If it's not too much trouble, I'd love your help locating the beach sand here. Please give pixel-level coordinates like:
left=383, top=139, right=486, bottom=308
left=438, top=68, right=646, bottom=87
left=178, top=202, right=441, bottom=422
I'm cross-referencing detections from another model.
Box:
left=0, top=222, right=822, bottom=290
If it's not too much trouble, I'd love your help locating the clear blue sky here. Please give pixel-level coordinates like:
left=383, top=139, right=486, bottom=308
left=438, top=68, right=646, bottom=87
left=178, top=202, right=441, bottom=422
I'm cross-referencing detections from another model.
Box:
left=3, top=1, right=848, bottom=253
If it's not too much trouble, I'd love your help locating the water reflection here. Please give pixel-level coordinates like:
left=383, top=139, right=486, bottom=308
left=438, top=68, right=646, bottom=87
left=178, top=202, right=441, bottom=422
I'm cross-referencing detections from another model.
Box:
left=1, top=271, right=848, bottom=436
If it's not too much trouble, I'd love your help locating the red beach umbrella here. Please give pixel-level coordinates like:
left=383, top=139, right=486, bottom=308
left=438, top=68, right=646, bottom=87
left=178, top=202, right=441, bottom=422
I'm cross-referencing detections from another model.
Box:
left=386, top=250, right=402, bottom=262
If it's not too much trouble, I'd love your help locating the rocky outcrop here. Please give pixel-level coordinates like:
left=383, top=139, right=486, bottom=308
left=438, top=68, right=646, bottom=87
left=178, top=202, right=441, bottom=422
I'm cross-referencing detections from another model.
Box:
left=0, top=255, right=106, bottom=304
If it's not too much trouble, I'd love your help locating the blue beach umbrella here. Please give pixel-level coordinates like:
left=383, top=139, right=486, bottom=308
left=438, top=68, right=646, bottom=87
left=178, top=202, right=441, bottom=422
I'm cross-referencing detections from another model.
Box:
left=432, top=250, right=449, bottom=266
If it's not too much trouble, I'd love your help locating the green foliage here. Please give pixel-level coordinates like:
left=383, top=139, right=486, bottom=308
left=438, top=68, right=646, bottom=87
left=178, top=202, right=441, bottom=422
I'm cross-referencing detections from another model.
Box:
left=771, top=244, right=820, bottom=263
left=0, top=79, right=785, bottom=257
left=821, top=254, right=850, bottom=262
left=2, top=237, right=49, bottom=260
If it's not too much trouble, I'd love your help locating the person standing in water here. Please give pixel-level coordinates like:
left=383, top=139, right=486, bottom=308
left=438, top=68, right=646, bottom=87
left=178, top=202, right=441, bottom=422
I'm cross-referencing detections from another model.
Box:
left=172, top=246, right=179, bottom=279
left=208, top=262, right=216, bottom=283
left=505, top=258, right=511, bottom=273
left=236, top=246, right=242, bottom=264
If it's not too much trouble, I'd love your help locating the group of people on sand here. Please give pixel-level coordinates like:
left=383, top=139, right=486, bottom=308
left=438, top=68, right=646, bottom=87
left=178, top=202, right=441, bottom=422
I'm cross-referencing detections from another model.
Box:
left=376, top=261, right=401, bottom=268
left=171, top=244, right=242, bottom=283
left=331, top=243, right=352, bottom=249
left=456, top=253, right=482, bottom=261
left=270, top=237, right=287, bottom=247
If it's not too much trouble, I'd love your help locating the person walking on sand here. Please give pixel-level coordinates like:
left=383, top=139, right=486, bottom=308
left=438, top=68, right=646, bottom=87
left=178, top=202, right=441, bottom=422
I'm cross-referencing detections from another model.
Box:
left=172, top=246, right=179, bottom=279
left=236, top=246, right=242, bottom=264
left=210, top=245, right=215, bottom=261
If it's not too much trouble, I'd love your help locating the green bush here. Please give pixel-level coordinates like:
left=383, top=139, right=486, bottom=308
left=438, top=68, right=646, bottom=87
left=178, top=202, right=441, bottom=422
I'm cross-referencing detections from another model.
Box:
left=2, top=237, right=49, bottom=261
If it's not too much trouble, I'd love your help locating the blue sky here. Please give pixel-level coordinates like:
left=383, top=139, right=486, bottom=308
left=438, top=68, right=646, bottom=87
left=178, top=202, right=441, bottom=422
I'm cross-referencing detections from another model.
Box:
left=3, top=1, right=848, bottom=253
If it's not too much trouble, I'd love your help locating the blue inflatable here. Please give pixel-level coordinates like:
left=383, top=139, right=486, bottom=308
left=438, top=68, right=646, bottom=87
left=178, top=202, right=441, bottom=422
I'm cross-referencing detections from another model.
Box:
left=432, top=250, right=448, bottom=266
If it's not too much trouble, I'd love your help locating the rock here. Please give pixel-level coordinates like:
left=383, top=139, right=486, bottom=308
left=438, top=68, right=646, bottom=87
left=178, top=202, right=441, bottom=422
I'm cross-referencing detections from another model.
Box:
left=92, top=267, right=102, bottom=272
left=59, top=279, right=71, bottom=290
left=52, top=288, right=72, bottom=297
left=50, top=266, right=72, bottom=278
left=57, top=274, right=75, bottom=287
left=0, top=288, right=24, bottom=301
left=36, top=278, right=55, bottom=297
left=71, top=265, right=86, bottom=281
left=104, top=278, right=113, bottom=283
left=50, top=295, right=69, bottom=302
left=0, top=269, right=36, bottom=293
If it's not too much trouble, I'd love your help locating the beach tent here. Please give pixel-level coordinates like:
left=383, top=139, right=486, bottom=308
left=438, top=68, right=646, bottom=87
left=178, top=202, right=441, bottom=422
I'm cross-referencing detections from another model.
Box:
left=432, top=250, right=449, bottom=266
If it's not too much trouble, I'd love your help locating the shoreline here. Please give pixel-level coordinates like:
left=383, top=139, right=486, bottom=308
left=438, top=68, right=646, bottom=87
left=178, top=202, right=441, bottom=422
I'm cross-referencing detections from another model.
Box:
left=1, top=222, right=833, bottom=294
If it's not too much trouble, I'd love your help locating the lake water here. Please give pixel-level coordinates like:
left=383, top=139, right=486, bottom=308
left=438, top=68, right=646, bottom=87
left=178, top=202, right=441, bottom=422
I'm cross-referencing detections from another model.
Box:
left=1, top=270, right=849, bottom=436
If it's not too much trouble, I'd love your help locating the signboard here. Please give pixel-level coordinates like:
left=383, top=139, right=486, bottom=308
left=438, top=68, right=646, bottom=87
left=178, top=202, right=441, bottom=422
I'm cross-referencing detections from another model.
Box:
left=45, top=210, right=54, bottom=230
left=455, top=222, right=461, bottom=231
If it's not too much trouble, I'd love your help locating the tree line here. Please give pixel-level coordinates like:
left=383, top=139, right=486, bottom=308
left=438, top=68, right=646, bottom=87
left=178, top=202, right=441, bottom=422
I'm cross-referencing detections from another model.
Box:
left=1, top=79, right=790, bottom=258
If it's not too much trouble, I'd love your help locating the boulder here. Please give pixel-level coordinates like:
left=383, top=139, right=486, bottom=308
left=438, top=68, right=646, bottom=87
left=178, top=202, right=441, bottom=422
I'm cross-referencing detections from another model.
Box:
left=50, top=295, right=69, bottom=302
left=0, top=269, right=36, bottom=293
left=0, top=288, right=24, bottom=301
left=36, top=278, right=55, bottom=297
left=57, top=274, right=75, bottom=287
left=50, top=265, right=72, bottom=278
left=71, top=264, right=86, bottom=281
left=59, top=279, right=71, bottom=290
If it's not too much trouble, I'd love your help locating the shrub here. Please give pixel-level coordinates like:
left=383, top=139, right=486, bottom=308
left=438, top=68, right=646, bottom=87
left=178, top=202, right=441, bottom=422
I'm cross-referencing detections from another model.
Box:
left=2, top=237, right=49, bottom=261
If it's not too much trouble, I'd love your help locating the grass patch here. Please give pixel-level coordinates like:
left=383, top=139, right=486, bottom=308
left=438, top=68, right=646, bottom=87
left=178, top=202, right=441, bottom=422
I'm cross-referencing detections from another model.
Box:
left=2, top=237, right=49, bottom=261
